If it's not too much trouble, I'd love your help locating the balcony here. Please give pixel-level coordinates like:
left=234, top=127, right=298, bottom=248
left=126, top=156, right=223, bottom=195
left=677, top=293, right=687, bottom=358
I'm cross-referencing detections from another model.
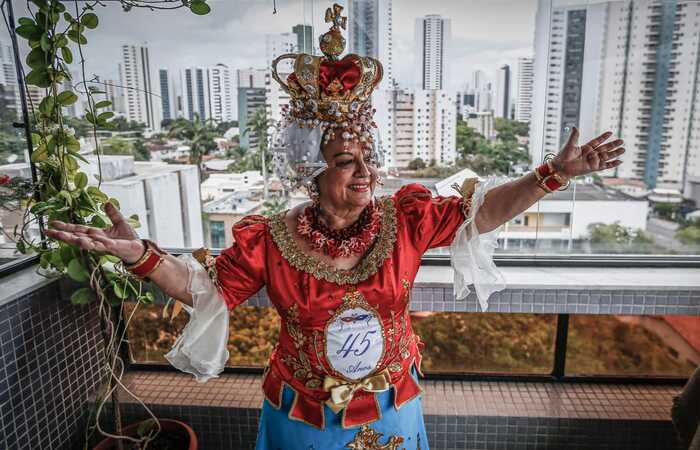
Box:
left=1, top=257, right=698, bottom=450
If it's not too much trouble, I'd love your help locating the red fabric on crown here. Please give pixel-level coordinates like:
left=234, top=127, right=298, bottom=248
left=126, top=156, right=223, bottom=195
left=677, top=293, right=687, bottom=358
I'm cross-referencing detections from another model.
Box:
left=318, top=56, right=361, bottom=95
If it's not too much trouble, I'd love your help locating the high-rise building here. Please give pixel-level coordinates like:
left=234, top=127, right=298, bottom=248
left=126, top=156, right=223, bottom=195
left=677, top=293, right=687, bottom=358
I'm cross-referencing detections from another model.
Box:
left=495, top=64, right=511, bottom=119
left=180, top=67, right=211, bottom=123
left=237, top=68, right=267, bottom=150
left=119, top=44, right=158, bottom=131
left=384, top=88, right=456, bottom=168
left=347, top=0, right=394, bottom=88
left=531, top=0, right=700, bottom=195
left=516, top=57, right=534, bottom=123
left=414, top=15, right=451, bottom=90
left=265, top=33, right=296, bottom=126
left=347, top=0, right=395, bottom=171
left=0, top=41, right=20, bottom=118
left=292, top=24, right=314, bottom=54
left=158, top=68, right=175, bottom=122
left=208, top=63, right=235, bottom=123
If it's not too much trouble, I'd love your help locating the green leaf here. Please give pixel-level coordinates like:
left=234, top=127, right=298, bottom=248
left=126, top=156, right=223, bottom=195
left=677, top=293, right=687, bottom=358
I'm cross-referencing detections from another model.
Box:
left=66, top=135, right=81, bottom=152
left=112, top=281, right=128, bottom=300
left=91, top=215, right=108, bottom=228
left=16, top=240, right=26, bottom=254
left=15, top=24, right=41, bottom=40
left=30, top=144, right=48, bottom=162
left=68, top=149, right=88, bottom=163
left=60, top=46, right=73, bottom=64
left=66, top=30, right=87, bottom=45
left=25, top=68, right=51, bottom=88
left=100, top=254, right=121, bottom=264
left=67, top=259, right=90, bottom=283
left=54, top=3, right=66, bottom=13
left=39, top=252, right=51, bottom=269
left=80, top=13, right=99, bottom=29
left=18, top=17, right=35, bottom=26
left=108, top=198, right=120, bottom=209
left=63, top=154, right=79, bottom=171
left=87, top=186, right=108, bottom=202
left=94, top=100, right=112, bottom=109
left=60, top=245, right=75, bottom=266
left=127, top=214, right=141, bottom=228
left=190, top=1, right=211, bottom=15
left=74, top=172, right=88, bottom=189
left=26, top=47, right=48, bottom=70
left=50, top=249, right=65, bottom=270
left=71, top=288, right=92, bottom=305
left=38, top=95, right=54, bottom=116
left=85, top=111, right=95, bottom=124
left=40, top=33, right=51, bottom=51
left=58, top=190, right=73, bottom=206
left=97, top=111, right=114, bottom=121
left=63, top=12, right=73, bottom=23
left=54, top=34, right=68, bottom=48
left=57, top=90, right=78, bottom=106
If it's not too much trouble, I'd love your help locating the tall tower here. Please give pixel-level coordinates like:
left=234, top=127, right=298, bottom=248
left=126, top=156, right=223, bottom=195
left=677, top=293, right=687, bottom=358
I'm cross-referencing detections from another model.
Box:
left=237, top=68, right=267, bottom=150
left=347, top=0, right=394, bottom=88
left=265, top=33, right=297, bottom=126
left=158, top=69, right=174, bottom=122
left=415, top=15, right=450, bottom=90
left=119, top=44, right=157, bottom=130
left=208, top=63, right=235, bottom=123
left=495, top=64, right=511, bottom=119
left=180, top=67, right=211, bottom=123
left=292, top=24, right=314, bottom=54
left=516, top=57, right=534, bottom=123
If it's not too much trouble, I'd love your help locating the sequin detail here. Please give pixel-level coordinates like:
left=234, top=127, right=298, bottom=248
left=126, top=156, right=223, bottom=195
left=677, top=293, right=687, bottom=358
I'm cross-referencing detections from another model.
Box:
left=345, top=425, right=404, bottom=450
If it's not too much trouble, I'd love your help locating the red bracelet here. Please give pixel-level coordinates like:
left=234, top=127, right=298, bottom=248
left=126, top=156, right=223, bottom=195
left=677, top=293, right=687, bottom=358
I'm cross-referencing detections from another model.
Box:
left=535, top=161, right=555, bottom=181
left=125, top=240, right=166, bottom=279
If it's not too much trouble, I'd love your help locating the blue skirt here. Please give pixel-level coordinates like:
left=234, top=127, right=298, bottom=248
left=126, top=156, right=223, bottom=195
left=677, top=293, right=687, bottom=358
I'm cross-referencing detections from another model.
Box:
left=255, top=367, right=429, bottom=450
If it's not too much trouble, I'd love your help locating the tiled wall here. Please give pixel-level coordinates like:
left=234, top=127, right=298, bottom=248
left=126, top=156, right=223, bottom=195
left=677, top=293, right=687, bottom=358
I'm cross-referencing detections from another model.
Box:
left=245, top=284, right=700, bottom=316
left=0, top=274, right=104, bottom=450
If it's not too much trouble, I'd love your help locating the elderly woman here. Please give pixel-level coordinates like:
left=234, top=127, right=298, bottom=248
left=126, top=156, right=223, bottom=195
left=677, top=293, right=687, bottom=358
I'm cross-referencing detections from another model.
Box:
left=46, top=5, right=624, bottom=450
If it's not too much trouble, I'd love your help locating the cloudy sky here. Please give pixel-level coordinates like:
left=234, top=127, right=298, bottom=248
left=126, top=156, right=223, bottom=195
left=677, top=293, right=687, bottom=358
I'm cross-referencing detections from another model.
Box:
left=3, top=0, right=538, bottom=104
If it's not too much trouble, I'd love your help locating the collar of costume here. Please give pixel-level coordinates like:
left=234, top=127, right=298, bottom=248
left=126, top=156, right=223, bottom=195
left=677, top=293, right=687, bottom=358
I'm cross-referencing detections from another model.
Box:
left=270, top=3, right=384, bottom=191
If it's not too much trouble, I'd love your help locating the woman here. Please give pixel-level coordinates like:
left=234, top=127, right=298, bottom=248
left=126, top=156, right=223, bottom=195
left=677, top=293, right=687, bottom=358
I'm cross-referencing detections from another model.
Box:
left=46, top=5, right=624, bottom=449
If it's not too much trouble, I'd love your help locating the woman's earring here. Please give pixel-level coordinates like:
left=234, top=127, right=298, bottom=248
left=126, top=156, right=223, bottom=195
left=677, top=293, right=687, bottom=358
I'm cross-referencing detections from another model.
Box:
left=308, top=181, right=320, bottom=205
left=376, top=175, right=384, bottom=186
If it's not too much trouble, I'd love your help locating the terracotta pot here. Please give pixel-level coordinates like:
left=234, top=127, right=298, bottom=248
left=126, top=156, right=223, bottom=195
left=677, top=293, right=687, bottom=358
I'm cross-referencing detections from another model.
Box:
left=94, top=418, right=197, bottom=450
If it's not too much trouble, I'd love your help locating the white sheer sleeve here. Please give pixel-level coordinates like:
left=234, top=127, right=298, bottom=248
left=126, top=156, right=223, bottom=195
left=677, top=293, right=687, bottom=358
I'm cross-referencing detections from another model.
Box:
left=450, top=175, right=510, bottom=312
left=164, top=253, right=230, bottom=383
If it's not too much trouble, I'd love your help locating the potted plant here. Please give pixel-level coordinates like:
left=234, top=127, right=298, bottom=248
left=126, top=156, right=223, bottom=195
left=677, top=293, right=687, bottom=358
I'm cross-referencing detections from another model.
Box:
left=8, top=1, right=210, bottom=448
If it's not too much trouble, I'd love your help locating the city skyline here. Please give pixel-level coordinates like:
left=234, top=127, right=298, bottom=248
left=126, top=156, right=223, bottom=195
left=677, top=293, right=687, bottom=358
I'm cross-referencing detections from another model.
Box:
left=1, top=0, right=536, bottom=94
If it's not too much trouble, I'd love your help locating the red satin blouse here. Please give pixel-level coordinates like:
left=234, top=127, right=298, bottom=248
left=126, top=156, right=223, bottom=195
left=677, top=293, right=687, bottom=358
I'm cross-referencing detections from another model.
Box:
left=213, top=184, right=465, bottom=430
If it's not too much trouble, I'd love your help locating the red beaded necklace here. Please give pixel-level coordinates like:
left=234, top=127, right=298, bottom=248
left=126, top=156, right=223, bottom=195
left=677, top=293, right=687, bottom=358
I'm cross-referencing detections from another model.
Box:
left=297, top=202, right=382, bottom=258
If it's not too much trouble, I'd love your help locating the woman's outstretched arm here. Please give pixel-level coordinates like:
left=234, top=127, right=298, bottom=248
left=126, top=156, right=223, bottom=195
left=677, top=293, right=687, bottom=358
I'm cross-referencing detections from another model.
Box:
left=474, top=128, right=625, bottom=234
left=45, top=202, right=194, bottom=307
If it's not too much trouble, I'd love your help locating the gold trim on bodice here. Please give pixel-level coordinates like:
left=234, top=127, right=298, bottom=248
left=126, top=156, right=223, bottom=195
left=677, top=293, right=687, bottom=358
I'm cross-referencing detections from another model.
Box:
left=268, top=197, right=397, bottom=285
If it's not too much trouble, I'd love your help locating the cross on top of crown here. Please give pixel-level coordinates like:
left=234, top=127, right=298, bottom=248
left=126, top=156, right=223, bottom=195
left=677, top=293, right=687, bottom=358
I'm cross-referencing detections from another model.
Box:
left=325, top=3, right=347, bottom=31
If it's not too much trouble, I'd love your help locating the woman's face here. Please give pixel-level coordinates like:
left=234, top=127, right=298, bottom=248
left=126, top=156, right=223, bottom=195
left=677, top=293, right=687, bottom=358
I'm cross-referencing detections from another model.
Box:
left=317, top=133, right=378, bottom=211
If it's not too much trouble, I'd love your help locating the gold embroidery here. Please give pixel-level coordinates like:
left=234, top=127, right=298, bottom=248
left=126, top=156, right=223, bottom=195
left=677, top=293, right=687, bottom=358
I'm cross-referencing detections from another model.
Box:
left=269, top=197, right=397, bottom=285
left=345, top=425, right=404, bottom=450
left=192, top=248, right=219, bottom=285
left=281, top=304, right=323, bottom=389
left=452, top=177, right=479, bottom=219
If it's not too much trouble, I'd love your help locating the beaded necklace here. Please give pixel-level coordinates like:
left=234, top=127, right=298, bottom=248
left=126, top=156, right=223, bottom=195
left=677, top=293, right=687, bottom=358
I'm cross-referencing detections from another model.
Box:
left=297, top=203, right=382, bottom=258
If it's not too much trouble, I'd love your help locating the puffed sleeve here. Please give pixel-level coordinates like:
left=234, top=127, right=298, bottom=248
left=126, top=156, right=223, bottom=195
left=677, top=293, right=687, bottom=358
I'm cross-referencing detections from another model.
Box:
left=164, top=216, right=268, bottom=382
left=395, top=178, right=510, bottom=312
left=395, top=183, right=466, bottom=253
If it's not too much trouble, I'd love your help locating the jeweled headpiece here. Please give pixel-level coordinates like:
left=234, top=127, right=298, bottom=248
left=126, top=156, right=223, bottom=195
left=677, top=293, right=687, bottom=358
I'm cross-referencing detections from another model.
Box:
left=271, top=3, right=384, bottom=190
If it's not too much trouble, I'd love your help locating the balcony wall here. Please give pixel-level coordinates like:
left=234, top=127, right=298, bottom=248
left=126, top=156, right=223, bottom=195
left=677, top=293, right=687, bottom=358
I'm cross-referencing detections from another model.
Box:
left=1, top=262, right=698, bottom=449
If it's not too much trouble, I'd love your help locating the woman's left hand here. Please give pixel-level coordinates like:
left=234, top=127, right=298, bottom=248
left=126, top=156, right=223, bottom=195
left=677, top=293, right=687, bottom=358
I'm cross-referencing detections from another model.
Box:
left=551, top=127, right=625, bottom=179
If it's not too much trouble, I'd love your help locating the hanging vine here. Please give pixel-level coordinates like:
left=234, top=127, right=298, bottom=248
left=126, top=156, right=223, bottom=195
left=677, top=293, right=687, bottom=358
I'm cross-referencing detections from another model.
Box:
left=9, top=0, right=210, bottom=448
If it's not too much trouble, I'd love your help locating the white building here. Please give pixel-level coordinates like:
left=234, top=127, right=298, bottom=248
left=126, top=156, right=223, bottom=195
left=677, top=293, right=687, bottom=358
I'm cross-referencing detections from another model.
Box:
left=0, top=40, right=21, bottom=118
left=209, top=63, right=235, bottom=123
left=158, top=68, right=178, bottom=122
left=200, top=171, right=264, bottom=201
left=0, top=157, right=204, bottom=249
left=495, top=64, right=511, bottom=119
left=203, top=192, right=264, bottom=248
left=413, top=89, right=457, bottom=166
left=437, top=169, right=649, bottom=252
left=531, top=0, right=700, bottom=196
left=265, top=33, right=296, bottom=126
left=414, top=15, right=451, bottom=90
left=516, top=57, right=534, bottom=123
left=465, top=111, right=495, bottom=140
left=237, top=68, right=267, bottom=150
left=119, top=44, right=158, bottom=131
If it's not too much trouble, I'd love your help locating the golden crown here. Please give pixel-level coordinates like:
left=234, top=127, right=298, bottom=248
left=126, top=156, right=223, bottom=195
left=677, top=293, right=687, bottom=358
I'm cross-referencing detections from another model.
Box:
left=271, top=3, right=384, bottom=127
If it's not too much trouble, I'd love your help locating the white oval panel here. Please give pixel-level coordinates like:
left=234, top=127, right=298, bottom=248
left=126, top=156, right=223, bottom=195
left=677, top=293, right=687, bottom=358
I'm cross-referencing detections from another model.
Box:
left=325, top=306, right=384, bottom=381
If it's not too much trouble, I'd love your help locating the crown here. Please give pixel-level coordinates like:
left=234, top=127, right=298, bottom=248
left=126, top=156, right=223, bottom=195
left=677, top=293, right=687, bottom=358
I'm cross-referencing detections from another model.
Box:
left=271, top=3, right=383, bottom=128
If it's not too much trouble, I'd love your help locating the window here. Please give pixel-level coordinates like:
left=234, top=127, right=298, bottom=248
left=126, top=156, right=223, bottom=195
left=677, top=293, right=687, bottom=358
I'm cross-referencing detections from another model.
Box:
left=209, top=220, right=226, bottom=249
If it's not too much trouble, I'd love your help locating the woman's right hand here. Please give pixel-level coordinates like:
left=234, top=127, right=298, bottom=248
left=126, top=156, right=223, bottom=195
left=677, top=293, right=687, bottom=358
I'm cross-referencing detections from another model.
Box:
left=45, top=202, right=146, bottom=264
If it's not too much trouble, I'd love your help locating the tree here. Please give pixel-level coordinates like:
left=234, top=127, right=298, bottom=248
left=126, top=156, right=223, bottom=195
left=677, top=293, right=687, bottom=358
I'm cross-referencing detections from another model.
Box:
left=407, top=157, right=426, bottom=170
left=654, top=202, right=680, bottom=221
left=676, top=218, right=700, bottom=246
left=588, top=222, right=655, bottom=253
left=166, top=113, right=219, bottom=178
left=261, top=197, right=288, bottom=217
left=242, top=108, right=272, bottom=199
